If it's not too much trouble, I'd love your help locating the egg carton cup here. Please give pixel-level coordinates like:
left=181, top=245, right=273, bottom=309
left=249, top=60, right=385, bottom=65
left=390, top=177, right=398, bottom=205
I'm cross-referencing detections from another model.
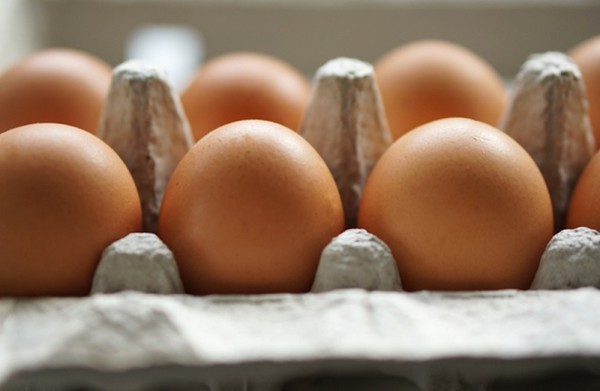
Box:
left=2, top=55, right=600, bottom=390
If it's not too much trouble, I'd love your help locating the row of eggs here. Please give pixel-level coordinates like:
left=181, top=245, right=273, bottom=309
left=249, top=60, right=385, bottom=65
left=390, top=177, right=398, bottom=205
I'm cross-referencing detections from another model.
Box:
left=0, top=37, right=599, bottom=297
left=1, top=38, right=599, bottom=143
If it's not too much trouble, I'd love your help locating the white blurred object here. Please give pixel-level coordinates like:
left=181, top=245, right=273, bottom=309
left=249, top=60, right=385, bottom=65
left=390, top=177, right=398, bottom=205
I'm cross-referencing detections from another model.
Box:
left=0, top=0, right=45, bottom=72
left=125, top=24, right=204, bottom=91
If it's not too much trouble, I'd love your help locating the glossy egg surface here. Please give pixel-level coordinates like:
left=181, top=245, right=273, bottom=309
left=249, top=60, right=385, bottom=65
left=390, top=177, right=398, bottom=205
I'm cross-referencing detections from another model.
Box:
left=0, top=123, right=142, bottom=297
left=375, top=40, right=506, bottom=140
left=0, top=48, right=112, bottom=134
left=181, top=52, right=310, bottom=140
left=158, top=120, right=344, bottom=295
left=358, top=118, right=553, bottom=291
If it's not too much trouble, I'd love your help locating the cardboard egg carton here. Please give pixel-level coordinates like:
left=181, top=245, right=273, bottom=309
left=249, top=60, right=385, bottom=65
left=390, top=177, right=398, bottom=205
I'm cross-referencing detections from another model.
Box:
left=1, top=231, right=600, bottom=391
left=2, top=46, right=600, bottom=391
left=2, top=285, right=600, bottom=391
left=1, top=4, right=599, bottom=391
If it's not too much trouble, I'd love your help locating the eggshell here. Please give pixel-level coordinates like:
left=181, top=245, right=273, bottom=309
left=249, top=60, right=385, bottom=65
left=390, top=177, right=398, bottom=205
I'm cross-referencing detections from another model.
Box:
left=375, top=40, right=506, bottom=140
left=181, top=52, right=310, bottom=140
left=0, top=48, right=112, bottom=134
left=357, top=118, right=554, bottom=291
left=158, top=119, right=344, bottom=295
left=567, top=150, right=600, bottom=230
left=569, top=35, right=600, bottom=146
left=0, top=123, right=142, bottom=297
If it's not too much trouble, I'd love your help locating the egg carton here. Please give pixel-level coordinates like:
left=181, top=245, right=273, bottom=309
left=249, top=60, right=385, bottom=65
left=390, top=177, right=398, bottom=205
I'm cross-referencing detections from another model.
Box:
left=2, top=52, right=600, bottom=390
left=1, top=229, right=600, bottom=391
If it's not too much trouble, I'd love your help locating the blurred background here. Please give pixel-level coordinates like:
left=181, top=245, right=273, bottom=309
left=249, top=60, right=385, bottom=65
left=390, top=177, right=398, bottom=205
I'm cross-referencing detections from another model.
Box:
left=1, top=0, right=599, bottom=89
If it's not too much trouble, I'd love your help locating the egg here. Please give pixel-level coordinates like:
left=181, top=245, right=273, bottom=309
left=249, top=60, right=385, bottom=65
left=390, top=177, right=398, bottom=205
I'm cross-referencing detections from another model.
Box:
left=569, top=35, right=600, bottom=146
left=158, top=120, right=344, bottom=295
left=567, top=150, right=600, bottom=230
left=374, top=40, right=506, bottom=140
left=0, top=48, right=112, bottom=134
left=0, top=123, right=142, bottom=297
left=181, top=52, right=311, bottom=141
left=357, top=118, right=553, bottom=291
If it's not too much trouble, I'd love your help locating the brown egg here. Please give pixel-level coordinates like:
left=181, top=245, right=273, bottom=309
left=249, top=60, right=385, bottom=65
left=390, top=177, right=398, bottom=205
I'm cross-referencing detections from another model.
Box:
left=567, top=150, right=600, bottom=230
left=357, top=118, right=553, bottom=291
left=0, top=48, right=111, bottom=134
left=0, top=123, right=142, bottom=297
left=374, top=40, right=506, bottom=140
left=569, top=35, right=600, bottom=146
left=158, top=120, right=344, bottom=295
left=181, top=52, right=311, bottom=141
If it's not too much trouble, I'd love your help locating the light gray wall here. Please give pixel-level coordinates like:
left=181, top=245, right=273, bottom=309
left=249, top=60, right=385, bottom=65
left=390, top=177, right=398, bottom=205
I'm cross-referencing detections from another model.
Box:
left=2, top=0, right=599, bottom=81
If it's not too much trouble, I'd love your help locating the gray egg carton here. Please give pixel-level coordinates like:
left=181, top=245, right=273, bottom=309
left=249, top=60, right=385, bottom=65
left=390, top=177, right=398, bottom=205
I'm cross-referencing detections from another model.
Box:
left=3, top=52, right=600, bottom=391
left=1, top=228, right=600, bottom=391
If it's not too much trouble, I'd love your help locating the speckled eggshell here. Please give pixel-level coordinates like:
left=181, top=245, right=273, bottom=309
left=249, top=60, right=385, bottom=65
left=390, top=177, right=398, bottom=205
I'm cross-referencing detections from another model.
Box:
left=357, top=118, right=554, bottom=291
left=567, top=149, right=600, bottom=230
left=0, top=123, right=142, bottom=297
left=158, top=119, right=344, bottom=295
